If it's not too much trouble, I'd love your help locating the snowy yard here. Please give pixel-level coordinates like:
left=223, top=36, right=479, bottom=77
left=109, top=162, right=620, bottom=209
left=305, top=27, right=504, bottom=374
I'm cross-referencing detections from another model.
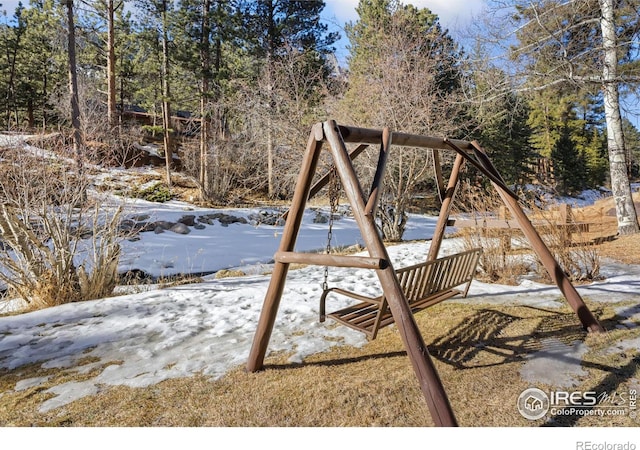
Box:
left=1, top=198, right=639, bottom=415
left=1, top=134, right=639, bottom=437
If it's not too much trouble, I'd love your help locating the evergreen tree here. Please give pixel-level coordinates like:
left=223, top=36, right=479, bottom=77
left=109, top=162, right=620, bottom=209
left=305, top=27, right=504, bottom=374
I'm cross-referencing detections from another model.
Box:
left=64, top=0, right=83, bottom=168
left=134, top=0, right=177, bottom=185
left=622, top=118, right=640, bottom=180
left=172, top=0, right=240, bottom=197
left=468, top=62, right=535, bottom=189
left=0, top=0, right=66, bottom=129
left=479, top=90, right=534, bottom=188
left=1, top=2, right=26, bottom=127
left=551, top=124, right=587, bottom=194
left=507, top=0, right=640, bottom=233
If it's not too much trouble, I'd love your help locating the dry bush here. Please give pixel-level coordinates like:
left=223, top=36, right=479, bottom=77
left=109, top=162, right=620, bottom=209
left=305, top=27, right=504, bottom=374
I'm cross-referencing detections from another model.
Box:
left=456, top=182, right=531, bottom=284
left=459, top=228, right=532, bottom=285
left=180, top=134, right=265, bottom=203
left=455, top=182, right=602, bottom=284
left=0, top=147, right=123, bottom=309
left=528, top=202, right=602, bottom=283
left=92, top=125, right=146, bottom=169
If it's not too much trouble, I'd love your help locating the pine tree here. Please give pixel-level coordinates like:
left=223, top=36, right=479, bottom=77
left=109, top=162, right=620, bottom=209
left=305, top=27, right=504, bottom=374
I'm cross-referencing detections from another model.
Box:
left=623, top=118, right=640, bottom=180
left=479, top=90, right=535, bottom=188
left=172, top=0, right=239, bottom=198
left=507, top=0, right=639, bottom=233
left=134, top=0, right=177, bottom=185
left=0, top=0, right=66, bottom=129
left=64, top=0, right=83, bottom=169
left=467, top=60, right=535, bottom=189
left=1, top=2, right=26, bottom=127
left=551, top=125, right=587, bottom=194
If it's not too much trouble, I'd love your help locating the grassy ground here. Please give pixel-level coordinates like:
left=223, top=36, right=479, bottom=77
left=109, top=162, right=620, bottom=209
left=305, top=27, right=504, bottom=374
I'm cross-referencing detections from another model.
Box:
left=1, top=197, right=639, bottom=427
left=1, top=300, right=637, bottom=427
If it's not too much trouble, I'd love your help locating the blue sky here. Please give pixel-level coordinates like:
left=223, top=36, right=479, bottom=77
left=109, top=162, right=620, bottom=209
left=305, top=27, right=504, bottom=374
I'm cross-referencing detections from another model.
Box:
left=322, top=0, right=484, bottom=27
left=322, top=0, right=485, bottom=63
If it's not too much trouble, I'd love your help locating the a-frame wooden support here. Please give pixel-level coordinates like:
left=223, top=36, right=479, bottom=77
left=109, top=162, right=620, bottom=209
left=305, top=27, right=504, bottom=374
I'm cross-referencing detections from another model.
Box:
left=246, top=120, right=604, bottom=428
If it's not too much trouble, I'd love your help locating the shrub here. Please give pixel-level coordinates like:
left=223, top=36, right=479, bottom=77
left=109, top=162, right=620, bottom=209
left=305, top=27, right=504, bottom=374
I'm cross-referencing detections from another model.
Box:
left=0, top=147, right=124, bottom=310
left=530, top=203, right=602, bottom=282
left=131, top=182, right=174, bottom=203
left=456, top=183, right=531, bottom=284
left=455, top=183, right=601, bottom=284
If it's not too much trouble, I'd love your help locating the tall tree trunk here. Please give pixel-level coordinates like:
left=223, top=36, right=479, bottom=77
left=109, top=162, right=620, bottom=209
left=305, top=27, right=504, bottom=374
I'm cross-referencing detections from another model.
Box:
left=199, top=0, right=211, bottom=197
left=42, top=71, right=48, bottom=130
left=265, top=49, right=274, bottom=198
left=66, top=0, right=83, bottom=171
left=27, top=96, right=34, bottom=128
left=107, top=0, right=117, bottom=131
left=161, top=0, right=173, bottom=186
left=266, top=0, right=275, bottom=198
left=599, top=0, right=639, bottom=235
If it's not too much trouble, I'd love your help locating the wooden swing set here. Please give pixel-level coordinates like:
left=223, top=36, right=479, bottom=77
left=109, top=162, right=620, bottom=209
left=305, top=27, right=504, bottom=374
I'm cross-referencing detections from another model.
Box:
left=246, top=120, right=604, bottom=427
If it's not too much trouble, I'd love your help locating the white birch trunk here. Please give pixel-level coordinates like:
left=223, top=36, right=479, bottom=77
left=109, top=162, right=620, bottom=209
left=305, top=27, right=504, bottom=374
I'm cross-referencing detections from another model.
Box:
left=599, top=0, right=639, bottom=234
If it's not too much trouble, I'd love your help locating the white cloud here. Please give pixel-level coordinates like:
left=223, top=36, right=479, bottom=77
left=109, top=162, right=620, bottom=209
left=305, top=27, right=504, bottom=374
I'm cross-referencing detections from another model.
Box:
left=418, top=0, right=485, bottom=28
left=322, top=0, right=486, bottom=29
left=322, top=0, right=359, bottom=25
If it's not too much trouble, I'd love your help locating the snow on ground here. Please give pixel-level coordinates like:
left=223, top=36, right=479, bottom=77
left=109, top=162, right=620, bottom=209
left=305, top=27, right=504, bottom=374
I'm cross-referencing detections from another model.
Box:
left=520, top=339, right=590, bottom=388
left=1, top=134, right=639, bottom=415
left=0, top=205, right=639, bottom=413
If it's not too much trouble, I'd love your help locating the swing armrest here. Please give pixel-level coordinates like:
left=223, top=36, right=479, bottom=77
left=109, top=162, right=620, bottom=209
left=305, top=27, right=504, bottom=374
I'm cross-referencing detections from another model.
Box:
left=319, top=287, right=383, bottom=322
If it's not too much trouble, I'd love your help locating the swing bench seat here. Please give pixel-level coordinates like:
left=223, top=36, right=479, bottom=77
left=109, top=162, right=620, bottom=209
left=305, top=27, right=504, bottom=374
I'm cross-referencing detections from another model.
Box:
left=320, top=248, right=483, bottom=340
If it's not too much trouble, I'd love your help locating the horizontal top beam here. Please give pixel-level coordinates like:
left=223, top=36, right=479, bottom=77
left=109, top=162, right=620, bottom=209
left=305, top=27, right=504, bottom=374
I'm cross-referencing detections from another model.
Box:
left=335, top=124, right=474, bottom=151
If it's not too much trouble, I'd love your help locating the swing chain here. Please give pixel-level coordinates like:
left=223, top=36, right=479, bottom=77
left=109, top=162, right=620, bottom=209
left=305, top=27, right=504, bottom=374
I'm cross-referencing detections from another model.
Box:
left=322, top=166, right=340, bottom=292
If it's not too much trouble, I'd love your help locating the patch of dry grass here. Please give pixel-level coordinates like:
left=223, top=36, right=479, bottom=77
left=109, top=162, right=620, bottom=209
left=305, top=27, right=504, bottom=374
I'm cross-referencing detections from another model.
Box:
left=1, top=301, right=638, bottom=427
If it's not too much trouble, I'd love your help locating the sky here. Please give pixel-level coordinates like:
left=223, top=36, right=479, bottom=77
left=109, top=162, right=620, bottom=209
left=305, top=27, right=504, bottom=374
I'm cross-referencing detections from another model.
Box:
left=322, top=0, right=485, bottom=30
left=0, top=134, right=639, bottom=433
left=322, top=0, right=485, bottom=63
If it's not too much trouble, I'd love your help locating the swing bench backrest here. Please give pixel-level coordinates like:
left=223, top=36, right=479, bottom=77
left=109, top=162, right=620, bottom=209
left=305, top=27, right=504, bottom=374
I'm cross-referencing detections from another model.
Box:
left=320, top=247, right=483, bottom=340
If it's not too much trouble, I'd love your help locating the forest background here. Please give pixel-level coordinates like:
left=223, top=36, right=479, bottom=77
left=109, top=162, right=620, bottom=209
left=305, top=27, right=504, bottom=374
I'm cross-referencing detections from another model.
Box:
left=1, top=0, right=640, bottom=241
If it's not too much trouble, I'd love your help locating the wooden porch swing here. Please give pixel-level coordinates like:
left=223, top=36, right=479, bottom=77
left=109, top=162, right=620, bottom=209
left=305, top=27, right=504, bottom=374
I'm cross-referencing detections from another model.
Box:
left=315, top=131, right=483, bottom=340
left=318, top=246, right=482, bottom=340
left=246, top=120, right=604, bottom=427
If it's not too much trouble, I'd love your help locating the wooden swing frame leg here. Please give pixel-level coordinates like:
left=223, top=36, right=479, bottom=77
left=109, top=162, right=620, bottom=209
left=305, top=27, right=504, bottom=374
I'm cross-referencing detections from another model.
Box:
left=246, top=124, right=324, bottom=373
left=323, top=120, right=457, bottom=426
left=428, top=153, right=465, bottom=261
left=468, top=141, right=605, bottom=333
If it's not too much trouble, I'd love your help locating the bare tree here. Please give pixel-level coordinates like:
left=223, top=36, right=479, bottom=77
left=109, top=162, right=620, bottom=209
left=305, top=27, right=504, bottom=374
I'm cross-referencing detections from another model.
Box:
left=339, top=3, right=468, bottom=240
left=599, top=0, right=639, bottom=234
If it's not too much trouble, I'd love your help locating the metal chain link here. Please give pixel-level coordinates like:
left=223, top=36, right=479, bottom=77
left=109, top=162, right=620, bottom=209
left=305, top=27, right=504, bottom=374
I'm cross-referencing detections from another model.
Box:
left=322, top=166, right=340, bottom=291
